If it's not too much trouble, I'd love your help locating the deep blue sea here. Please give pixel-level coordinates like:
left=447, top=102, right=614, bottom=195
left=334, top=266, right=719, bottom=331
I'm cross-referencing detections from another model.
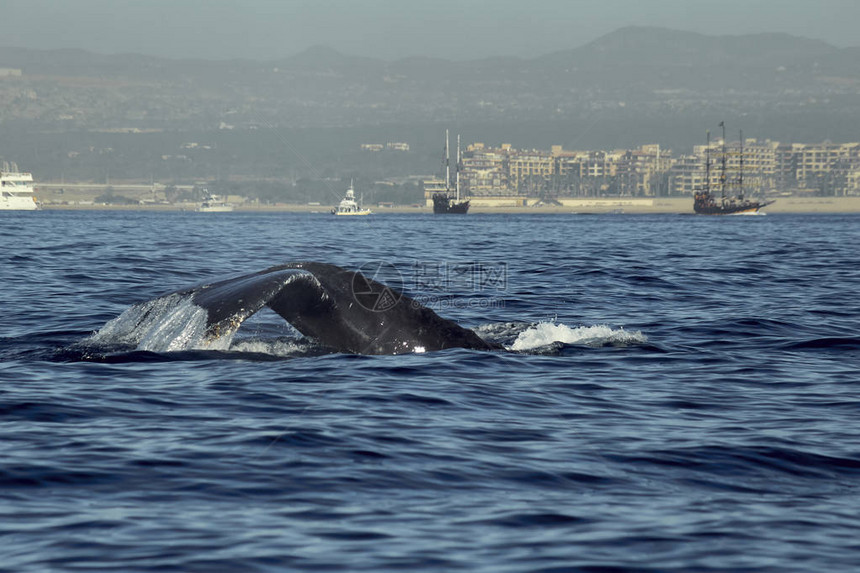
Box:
left=2, top=210, right=859, bottom=572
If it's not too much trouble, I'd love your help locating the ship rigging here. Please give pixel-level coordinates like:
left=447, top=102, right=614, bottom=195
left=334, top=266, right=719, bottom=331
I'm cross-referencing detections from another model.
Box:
left=429, top=130, right=470, bottom=215
left=693, top=122, right=774, bottom=215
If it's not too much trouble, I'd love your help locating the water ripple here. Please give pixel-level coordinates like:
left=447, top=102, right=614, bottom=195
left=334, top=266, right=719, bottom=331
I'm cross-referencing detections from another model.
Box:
left=1, top=212, right=859, bottom=572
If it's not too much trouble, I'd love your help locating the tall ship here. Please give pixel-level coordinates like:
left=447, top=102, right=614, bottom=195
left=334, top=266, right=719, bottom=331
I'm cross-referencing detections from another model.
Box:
left=332, top=180, right=372, bottom=216
left=428, top=130, right=470, bottom=214
left=0, top=165, right=38, bottom=210
left=693, top=122, right=774, bottom=215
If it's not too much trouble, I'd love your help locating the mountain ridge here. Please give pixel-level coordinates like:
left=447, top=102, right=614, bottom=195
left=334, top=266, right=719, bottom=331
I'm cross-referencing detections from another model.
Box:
left=1, top=26, right=857, bottom=134
left=538, top=26, right=838, bottom=68
left=0, top=26, right=852, bottom=75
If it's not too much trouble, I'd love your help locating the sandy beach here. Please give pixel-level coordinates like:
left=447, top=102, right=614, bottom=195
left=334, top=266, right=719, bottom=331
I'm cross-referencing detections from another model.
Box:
left=38, top=196, right=860, bottom=214
left=31, top=182, right=860, bottom=214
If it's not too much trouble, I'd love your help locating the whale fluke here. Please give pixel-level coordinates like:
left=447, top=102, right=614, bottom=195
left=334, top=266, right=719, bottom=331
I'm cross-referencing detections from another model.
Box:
left=98, top=262, right=500, bottom=355
left=269, top=263, right=498, bottom=354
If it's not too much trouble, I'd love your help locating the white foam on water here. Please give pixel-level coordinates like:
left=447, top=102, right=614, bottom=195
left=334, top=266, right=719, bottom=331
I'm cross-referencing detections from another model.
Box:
left=508, top=322, right=648, bottom=351
left=228, top=338, right=310, bottom=357
left=474, top=321, right=531, bottom=340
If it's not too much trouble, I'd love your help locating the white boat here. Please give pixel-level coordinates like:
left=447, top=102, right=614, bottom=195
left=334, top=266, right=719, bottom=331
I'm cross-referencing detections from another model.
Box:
left=0, top=169, right=38, bottom=210
left=197, top=192, right=234, bottom=212
left=332, top=181, right=372, bottom=216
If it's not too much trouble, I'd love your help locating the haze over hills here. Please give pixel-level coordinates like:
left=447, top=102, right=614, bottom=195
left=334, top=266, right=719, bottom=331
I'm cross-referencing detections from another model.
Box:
left=1, top=26, right=859, bottom=190
left=4, top=26, right=857, bottom=82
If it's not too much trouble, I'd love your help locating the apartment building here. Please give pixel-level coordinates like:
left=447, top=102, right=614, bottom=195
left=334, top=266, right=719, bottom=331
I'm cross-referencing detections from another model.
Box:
left=613, top=145, right=670, bottom=196
left=459, top=144, right=509, bottom=195
left=508, top=150, right=555, bottom=194
left=847, top=168, right=860, bottom=195
left=789, top=142, right=860, bottom=193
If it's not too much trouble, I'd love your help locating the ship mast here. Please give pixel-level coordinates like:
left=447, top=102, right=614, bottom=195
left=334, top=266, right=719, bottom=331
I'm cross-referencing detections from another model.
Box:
left=719, top=121, right=727, bottom=200
left=445, top=129, right=451, bottom=193
left=456, top=134, right=461, bottom=201
left=705, top=130, right=711, bottom=195
left=738, top=129, right=744, bottom=201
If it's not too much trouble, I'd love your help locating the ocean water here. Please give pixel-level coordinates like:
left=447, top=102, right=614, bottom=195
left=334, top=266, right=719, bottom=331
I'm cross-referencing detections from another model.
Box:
left=1, top=210, right=859, bottom=572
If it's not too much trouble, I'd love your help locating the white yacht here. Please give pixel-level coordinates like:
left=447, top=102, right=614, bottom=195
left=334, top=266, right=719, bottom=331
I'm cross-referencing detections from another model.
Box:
left=332, top=181, right=371, bottom=216
left=0, top=169, right=38, bottom=210
left=197, top=191, right=234, bottom=212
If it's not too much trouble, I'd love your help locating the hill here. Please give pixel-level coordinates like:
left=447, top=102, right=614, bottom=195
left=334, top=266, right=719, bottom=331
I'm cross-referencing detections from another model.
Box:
left=0, top=26, right=858, bottom=169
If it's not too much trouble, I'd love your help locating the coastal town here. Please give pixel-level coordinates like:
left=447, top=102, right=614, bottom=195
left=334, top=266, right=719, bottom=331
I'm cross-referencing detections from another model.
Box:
left=6, top=133, right=860, bottom=213
left=423, top=137, right=860, bottom=200
left=3, top=25, right=860, bottom=212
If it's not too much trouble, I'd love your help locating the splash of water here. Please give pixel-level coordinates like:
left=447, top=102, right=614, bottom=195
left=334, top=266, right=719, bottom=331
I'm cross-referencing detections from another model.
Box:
left=228, top=338, right=311, bottom=356
left=85, top=294, right=234, bottom=352
left=508, top=322, right=647, bottom=351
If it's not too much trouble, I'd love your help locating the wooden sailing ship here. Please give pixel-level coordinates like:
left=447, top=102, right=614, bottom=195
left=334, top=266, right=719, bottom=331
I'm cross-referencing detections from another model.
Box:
left=693, top=122, right=774, bottom=215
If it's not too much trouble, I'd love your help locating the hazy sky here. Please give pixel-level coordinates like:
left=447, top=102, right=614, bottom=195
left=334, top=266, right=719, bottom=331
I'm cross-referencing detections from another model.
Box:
left=3, top=0, right=858, bottom=60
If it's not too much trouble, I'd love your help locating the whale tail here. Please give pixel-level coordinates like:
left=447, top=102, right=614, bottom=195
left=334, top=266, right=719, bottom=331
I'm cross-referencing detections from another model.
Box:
left=89, top=262, right=500, bottom=355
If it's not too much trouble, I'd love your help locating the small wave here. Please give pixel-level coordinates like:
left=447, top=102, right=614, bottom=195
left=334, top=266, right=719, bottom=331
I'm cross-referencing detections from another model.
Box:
left=228, top=338, right=314, bottom=357
left=610, top=444, right=860, bottom=480
left=781, top=336, right=860, bottom=352
left=508, top=322, right=647, bottom=351
left=462, top=511, right=593, bottom=528
left=70, top=337, right=320, bottom=362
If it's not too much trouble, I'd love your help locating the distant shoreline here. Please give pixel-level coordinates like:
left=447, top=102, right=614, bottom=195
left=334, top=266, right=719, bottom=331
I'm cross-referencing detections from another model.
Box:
left=39, top=197, right=860, bottom=214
